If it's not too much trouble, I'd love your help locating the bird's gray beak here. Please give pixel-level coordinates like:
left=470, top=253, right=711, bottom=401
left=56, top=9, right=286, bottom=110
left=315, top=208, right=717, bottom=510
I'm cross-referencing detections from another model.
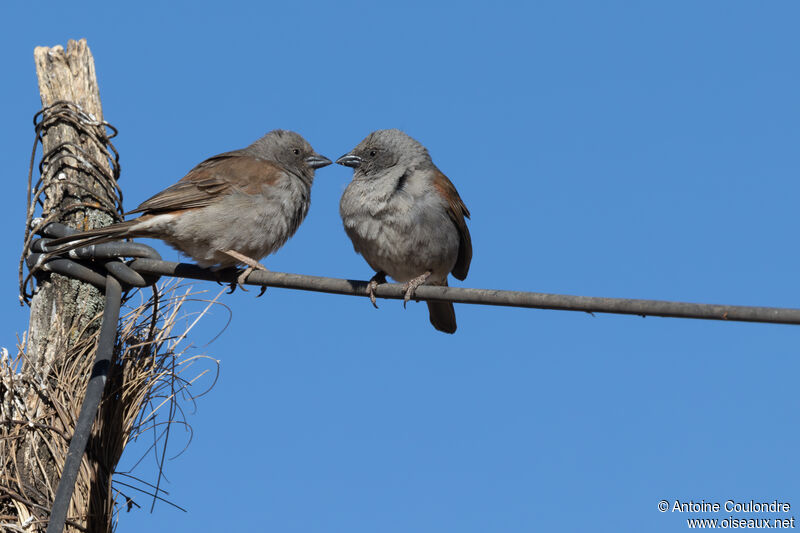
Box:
left=306, top=154, right=333, bottom=169
left=336, top=154, right=362, bottom=168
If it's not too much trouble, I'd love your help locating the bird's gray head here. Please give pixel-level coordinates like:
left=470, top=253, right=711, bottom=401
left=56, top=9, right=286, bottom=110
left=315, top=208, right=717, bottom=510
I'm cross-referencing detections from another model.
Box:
left=335, top=129, right=432, bottom=177
left=247, top=129, right=331, bottom=182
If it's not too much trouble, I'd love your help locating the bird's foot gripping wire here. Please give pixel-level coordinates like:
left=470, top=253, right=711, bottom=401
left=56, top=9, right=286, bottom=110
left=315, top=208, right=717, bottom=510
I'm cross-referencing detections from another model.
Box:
left=402, top=271, right=431, bottom=309
left=366, top=271, right=387, bottom=308
left=220, top=249, right=268, bottom=297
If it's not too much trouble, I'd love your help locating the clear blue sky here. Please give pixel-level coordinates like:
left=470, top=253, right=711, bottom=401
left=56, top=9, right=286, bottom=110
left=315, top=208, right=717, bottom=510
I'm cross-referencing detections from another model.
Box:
left=2, top=2, right=799, bottom=531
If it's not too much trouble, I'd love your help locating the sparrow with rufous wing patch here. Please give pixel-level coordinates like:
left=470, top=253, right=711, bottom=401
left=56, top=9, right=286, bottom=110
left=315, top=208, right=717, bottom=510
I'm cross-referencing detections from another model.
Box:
left=338, top=129, right=472, bottom=333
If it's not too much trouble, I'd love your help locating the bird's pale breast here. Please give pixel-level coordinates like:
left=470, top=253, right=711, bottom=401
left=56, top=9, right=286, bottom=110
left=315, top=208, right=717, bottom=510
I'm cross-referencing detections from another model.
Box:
left=340, top=175, right=459, bottom=282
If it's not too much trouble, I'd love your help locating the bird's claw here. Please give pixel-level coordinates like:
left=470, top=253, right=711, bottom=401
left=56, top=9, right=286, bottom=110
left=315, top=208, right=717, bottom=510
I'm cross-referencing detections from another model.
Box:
left=367, top=280, right=380, bottom=308
left=366, top=272, right=387, bottom=309
left=226, top=267, right=252, bottom=294
left=220, top=249, right=268, bottom=296
left=402, top=285, right=415, bottom=309
left=401, top=271, right=432, bottom=309
left=226, top=265, right=267, bottom=296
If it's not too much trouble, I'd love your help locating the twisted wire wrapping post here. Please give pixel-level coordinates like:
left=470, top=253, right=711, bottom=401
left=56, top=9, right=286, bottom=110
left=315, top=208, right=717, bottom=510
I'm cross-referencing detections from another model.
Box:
left=20, top=100, right=122, bottom=304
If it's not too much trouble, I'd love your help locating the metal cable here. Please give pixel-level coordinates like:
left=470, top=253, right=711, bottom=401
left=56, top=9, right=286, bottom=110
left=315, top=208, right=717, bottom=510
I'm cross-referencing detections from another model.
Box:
left=27, top=222, right=800, bottom=327
left=28, top=223, right=162, bottom=289
left=125, top=258, right=800, bottom=326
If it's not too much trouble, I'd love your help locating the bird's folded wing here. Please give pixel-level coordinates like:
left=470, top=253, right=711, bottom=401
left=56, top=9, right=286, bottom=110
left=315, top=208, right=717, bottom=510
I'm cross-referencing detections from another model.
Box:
left=432, top=169, right=472, bottom=280
left=126, top=152, right=286, bottom=215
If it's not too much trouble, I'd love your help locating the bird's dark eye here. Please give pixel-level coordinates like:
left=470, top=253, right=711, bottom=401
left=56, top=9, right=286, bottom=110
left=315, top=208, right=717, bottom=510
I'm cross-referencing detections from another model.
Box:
left=369, top=150, right=377, bottom=157
left=293, top=149, right=300, bottom=155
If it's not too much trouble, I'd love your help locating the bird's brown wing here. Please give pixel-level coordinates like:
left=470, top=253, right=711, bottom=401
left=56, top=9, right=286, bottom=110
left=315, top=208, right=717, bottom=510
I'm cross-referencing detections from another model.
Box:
left=432, top=169, right=472, bottom=280
left=126, top=151, right=285, bottom=215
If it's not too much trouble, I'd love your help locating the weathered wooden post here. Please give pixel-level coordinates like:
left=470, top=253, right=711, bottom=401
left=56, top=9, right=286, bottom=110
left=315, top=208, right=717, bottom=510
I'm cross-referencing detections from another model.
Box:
left=7, top=39, right=120, bottom=533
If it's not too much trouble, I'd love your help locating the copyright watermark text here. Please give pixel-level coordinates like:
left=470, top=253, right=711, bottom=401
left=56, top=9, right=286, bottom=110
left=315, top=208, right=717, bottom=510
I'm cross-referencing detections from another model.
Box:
left=658, top=499, right=795, bottom=529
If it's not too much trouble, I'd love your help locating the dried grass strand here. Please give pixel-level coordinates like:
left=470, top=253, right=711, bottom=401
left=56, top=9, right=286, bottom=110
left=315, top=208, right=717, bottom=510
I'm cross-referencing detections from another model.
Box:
left=1, top=281, right=222, bottom=531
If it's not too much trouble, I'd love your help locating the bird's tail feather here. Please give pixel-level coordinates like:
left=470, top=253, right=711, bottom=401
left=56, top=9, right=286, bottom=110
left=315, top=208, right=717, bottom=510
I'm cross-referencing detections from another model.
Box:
left=43, top=220, right=141, bottom=254
left=427, top=301, right=457, bottom=334
left=426, top=279, right=457, bottom=334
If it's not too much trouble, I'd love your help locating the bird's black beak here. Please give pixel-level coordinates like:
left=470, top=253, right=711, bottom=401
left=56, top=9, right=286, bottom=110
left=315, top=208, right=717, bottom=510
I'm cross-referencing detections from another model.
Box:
left=306, top=154, right=333, bottom=169
left=335, top=154, right=362, bottom=168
